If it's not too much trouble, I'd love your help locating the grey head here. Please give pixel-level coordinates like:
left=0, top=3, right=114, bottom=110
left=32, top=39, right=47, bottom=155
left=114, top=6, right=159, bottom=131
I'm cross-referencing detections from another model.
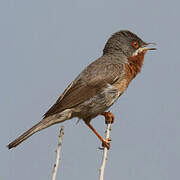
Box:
left=103, top=30, right=149, bottom=57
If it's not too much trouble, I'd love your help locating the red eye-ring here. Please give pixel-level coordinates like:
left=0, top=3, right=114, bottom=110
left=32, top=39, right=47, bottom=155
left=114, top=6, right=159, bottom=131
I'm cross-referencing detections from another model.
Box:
left=132, top=41, right=139, bottom=49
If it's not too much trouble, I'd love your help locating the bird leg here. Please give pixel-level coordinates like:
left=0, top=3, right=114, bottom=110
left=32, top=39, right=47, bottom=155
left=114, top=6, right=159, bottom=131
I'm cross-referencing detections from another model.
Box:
left=101, top=111, right=114, bottom=124
left=84, top=121, right=111, bottom=150
left=84, top=111, right=114, bottom=150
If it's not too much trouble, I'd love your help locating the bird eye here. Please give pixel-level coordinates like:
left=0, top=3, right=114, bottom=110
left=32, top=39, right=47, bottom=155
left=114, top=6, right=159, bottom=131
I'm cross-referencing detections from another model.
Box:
left=132, top=41, right=139, bottom=49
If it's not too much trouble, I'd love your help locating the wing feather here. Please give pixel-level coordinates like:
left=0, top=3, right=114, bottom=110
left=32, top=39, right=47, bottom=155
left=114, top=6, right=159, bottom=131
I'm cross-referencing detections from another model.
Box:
left=43, top=58, right=124, bottom=118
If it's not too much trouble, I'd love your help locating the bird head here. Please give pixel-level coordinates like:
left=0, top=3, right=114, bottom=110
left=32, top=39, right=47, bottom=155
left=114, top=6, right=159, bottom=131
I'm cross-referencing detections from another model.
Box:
left=103, top=30, right=156, bottom=57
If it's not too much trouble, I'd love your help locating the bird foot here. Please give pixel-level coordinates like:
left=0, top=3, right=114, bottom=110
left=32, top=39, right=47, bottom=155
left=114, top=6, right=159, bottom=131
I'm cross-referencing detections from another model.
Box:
left=101, top=111, right=114, bottom=124
left=101, top=138, right=111, bottom=150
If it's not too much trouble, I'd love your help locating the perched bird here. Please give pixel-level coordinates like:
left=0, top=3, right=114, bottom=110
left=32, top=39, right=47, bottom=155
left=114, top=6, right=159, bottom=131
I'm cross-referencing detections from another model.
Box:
left=8, top=30, right=156, bottom=150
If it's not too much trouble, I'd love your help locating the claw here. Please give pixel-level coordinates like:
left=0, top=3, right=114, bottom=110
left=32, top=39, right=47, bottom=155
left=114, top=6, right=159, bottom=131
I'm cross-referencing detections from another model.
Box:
left=102, top=139, right=111, bottom=150
left=101, top=111, right=114, bottom=124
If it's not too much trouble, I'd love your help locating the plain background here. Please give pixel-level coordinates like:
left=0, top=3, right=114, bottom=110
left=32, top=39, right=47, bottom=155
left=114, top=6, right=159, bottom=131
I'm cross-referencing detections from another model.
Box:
left=1, top=0, right=180, bottom=180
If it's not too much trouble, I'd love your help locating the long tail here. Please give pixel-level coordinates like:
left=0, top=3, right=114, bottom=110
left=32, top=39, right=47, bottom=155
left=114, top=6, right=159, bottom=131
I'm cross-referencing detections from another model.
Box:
left=8, top=110, right=72, bottom=149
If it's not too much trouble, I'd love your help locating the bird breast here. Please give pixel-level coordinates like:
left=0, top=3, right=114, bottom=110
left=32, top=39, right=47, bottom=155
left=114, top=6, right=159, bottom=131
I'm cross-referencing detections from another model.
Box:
left=126, top=49, right=147, bottom=81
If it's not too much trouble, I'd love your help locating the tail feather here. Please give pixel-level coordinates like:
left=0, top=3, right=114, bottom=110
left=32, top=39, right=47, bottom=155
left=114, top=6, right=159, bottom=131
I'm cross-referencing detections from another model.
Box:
left=8, top=120, right=44, bottom=149
left=8, top=110, right=72, bottom=149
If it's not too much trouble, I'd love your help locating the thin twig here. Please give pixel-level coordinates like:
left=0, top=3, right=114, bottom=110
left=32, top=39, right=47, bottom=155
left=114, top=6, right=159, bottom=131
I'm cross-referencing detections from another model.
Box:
left=52, top=126, right=64, bottom=180
left=99, top=122, right=112, bottom=180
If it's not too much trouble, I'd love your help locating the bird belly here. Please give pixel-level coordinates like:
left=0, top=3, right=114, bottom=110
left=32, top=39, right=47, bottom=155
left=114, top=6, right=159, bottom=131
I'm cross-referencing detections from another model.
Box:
left=73, top=85, right=120, bottom=121
left=113, top=78, right=129, bottom=95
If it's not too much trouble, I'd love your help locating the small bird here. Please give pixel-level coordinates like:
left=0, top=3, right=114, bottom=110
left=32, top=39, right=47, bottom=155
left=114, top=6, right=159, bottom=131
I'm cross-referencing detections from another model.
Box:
left=8, top=30, right=156, bottom=150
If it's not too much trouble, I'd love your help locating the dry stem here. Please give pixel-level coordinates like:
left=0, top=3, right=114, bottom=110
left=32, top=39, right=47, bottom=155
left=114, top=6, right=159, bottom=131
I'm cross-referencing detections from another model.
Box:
left=52, top=126, right=64, bottom=180
left=99, top=115, right=113, bottom=180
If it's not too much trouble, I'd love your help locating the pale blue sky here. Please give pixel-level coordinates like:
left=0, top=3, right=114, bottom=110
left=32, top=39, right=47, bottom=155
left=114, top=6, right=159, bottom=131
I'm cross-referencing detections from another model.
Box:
left=1, top=0, right=180, bottom=180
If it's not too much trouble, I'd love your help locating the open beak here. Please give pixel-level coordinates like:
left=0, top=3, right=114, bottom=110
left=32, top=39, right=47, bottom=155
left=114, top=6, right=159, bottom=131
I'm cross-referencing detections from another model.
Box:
left=133, top=42, right=156, bottom=56
left=144, top=42, right=157, bottom=51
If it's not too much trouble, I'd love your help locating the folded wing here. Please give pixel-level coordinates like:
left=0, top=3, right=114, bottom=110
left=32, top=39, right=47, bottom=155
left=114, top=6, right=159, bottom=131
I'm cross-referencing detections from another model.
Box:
left=43, top=59, right=124, bottom=118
